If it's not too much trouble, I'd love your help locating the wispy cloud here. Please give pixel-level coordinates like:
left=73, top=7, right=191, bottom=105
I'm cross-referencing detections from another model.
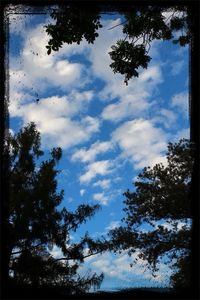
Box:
left=93, top=192, right=110, bottom=205
left=174, top=128, right=190, bottom=140
left=170, top=60, right=184, bottom=76
left=152, top=108, right=177, bottom=129
left=105, top=220, right=120, bottom=231
left=71, top=141, right=113, bottom=163
left=171, top=91, right=189, bottom=118
left=93, top=179, right=111, bottom=190
left=80, top=160, right=113, bottom=184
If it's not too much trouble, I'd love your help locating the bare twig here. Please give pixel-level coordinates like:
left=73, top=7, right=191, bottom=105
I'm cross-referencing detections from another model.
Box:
left=108, top=20, right=127, bottom=30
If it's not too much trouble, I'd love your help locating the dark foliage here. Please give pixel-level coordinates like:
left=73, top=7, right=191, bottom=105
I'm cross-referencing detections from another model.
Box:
left=45, top=5, right=190, bottom=84
left=4, top=123, right=108, bottom=295
left=109, top=139, right=194, bottom=289
left=46, top=5, right=102, bottom=54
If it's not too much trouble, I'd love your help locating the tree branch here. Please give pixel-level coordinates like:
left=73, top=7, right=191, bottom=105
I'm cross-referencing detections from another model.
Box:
left=108, top=20, right=127, bottom=30
left=54, top=250, right=103, bottom=262
left=11, top=242, right=45, bottom=256
left=11, top=250, right=23, bottom=255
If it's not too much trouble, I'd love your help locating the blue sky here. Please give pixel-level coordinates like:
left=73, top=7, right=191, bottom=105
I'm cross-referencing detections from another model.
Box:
left=7, top=6, right=189, bottom=291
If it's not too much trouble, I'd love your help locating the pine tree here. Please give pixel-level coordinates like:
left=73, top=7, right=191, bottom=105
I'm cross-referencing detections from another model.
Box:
left=5, top=123, right=107, bottom=294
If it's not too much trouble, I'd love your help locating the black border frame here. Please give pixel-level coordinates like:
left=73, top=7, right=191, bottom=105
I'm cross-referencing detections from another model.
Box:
left=1, top=1, right=199, bottom=299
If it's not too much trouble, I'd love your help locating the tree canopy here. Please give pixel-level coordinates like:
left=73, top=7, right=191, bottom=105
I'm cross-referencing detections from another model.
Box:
left=109, top=139, right=194, bottom=289
left=5, top=123, right=109, bottom=294
left=45, top=4, right=190, bottom=84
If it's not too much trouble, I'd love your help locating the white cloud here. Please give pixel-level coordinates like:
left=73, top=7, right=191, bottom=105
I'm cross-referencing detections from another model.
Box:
left=71, top=140, right=113, bottom=163
left=112, top=119, right=167, bottom=170
left=93, top=192, right=110, bottom=205
left=93, top=179, right=111, bottom=190
left=101, top=93, right=149, bottom=123
left=80, top=160, right=113, bottom=184
left=171, top=92, right=189, bottom=118
left=80, top=189, right=86, bottom=196
left=11, top=92, right=92, bottom=118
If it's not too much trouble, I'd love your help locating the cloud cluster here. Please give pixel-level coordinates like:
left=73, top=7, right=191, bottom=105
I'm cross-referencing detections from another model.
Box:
left=10, top=92, right=99, bottom=148
left=9, top=18, right=101, bottom=149
left=84, top=19, right=164, bottom=124
left=82, top=250, right=171, bottom=288
left=9, top=16, right=170, bottom=167
left=101, top=66, right=163, bottom=123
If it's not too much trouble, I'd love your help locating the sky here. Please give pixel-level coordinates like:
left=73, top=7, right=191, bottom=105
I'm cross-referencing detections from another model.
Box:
left=7, top=5, right=189, bottom=292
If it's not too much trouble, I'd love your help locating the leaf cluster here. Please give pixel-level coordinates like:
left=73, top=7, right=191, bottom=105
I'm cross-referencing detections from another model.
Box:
left=109, top=41, right=151, bottom=84
left=46, top=6, right=102, bottom=54
left=45, top=5, right=190, bottom=84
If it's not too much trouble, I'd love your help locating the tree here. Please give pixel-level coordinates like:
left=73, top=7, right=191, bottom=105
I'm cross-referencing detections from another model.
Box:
left=108, top=139, right=194, bottom=289
left=45, top=4, right=190, bottom=84
left=5, top=123, right=108, bottom=294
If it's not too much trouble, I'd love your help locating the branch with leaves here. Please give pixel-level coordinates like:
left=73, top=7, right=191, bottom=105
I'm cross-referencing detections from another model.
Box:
left=45, top=4, right=190, bottom=84
left=109, top=139, right=193, bottom=288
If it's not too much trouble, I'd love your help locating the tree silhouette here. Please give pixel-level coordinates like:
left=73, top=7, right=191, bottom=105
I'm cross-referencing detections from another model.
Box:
left=45, top=4, right=190, bottom=84
left=5, top=123, right=108, bottom=294
left=109, top=139, right=194, bottom=289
